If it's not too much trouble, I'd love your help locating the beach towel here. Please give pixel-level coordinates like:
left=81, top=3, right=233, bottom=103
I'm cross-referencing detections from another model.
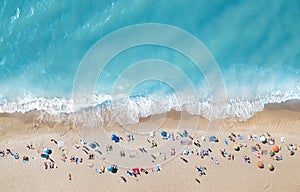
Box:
left=180, top=140, right=193, bottom=145
left=89, top=142, right=97, bottom=149
left=57, top=141, right=64, bottom=147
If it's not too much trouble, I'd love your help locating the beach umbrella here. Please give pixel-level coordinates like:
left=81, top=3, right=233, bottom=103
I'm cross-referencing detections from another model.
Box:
left=112, top=167, right=118, bottom=173
left=41, top=153, right=49, bottom=159
left=160, top=131, right=169, bottom=139
left=111, top=134, right=117, bottom=140
left=108, top=165, right=118, bottom=173
left=111, top=134, right=120, bottom=143
left=233, top=144, right=240, bottom=151
left=268, top=164, right=274, bottom=171
left=259, top=136, right=266, bottom=143
left=107, top=166, right=113, bottom=172
left=272, top=145, right=279, bottom=153
left=43, top=148, right=52, bottom=155
left=132, top=168, right=140, bottom=174
left=257, top=161, right=264, bottom=168
left=182, top=130, right=188, bottom=137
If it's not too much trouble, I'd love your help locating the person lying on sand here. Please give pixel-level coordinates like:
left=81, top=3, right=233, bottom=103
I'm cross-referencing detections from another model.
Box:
left=44, top=162, right=48, bottom=169
left=88, top=154, right=94, bottom=160
left=120, top=176, right=127, bottom=183
left=195, top=166, right=207, bottom=176
left=50, top=139, right=58, bottom=145
left=151, top=140, right=157, bottom=148
left=6, top=149, right=13, bottom=156
left=243, top=155, right=250, bottom=163
left=100, top=166, right=105, bottom=174
left=228, top=154, right=234, bottom=160
left=180, top=157, right=188, bottom=163
left=120, top=150, right=126, bottom=157
left=220, top=149, right=227, bottom=157
left=26, top=143, right=34, bottom=150
left=140, top=168, right=149, bottom=174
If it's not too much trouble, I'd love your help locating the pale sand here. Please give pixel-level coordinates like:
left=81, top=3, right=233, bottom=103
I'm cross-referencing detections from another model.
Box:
left=0, top=102, right=300, bottom=192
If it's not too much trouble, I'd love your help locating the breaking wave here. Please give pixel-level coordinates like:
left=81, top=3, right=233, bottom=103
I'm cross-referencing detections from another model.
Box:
left=1, top=90, right=299, bottom=126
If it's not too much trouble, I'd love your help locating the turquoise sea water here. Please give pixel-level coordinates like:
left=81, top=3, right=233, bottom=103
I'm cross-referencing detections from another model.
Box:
left=0, top=0, right=299, bottom=124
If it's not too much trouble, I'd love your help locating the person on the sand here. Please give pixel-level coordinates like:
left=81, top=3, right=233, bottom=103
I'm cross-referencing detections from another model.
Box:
left=0, top=150, right=5, bottom=157
left=26, top=143, right=34, bottom=150
left=196, top=166, right=207, bottom=176
left=6, top=149, right=13, bottom=156
left=220, top=149, right=227, bottom=157
left=120, top=150, right=125, bottom=157
left=151, top=141, right=157, bottom=148
left=100, top=166, right=105, bottom=174
left=44, top=162, right=48, bottom=169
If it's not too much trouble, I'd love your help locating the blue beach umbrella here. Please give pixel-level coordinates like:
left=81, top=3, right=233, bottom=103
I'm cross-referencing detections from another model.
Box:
left=182, top=130, right=188, bottom=137
left=43, top=148, right=52, bottom=155
left=111, top=134, right=120, bottom=143
left=160, top=131, right=169, bottom=139
left=41, top=153, right=49, bottom=159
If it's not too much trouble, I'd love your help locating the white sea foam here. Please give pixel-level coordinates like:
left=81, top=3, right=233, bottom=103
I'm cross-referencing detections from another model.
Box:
left=12, top=8, right=20, bottom=20
left=1, top=90, right=299, bottom=127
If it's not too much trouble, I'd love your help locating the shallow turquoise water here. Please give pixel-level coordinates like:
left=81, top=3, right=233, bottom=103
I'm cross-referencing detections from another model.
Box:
left=0, top=0, right=299, bottom=123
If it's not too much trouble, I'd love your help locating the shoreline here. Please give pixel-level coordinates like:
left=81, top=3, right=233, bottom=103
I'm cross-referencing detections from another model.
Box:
left=1, top=97, right=300, bottom=123
left=1, top=98, right=300, bottom=123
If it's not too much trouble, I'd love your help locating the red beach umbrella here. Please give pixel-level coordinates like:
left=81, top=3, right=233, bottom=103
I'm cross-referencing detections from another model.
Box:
left=132, top=168, right=140, bottom=174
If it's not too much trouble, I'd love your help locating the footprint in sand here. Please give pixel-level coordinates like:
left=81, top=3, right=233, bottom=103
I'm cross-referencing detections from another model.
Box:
left=263, top=183, right=273, bottom=191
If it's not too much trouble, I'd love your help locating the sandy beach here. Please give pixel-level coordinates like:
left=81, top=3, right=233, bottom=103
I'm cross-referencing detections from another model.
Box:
left=0, top=101, right=300, bottom=192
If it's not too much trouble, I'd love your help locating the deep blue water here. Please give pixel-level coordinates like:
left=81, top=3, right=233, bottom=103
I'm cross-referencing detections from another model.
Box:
left=0, top=0, right=299, bottom=123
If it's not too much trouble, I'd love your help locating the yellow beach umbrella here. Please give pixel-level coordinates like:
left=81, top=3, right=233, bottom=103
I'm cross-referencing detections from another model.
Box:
left=268, top=164, right=274, bottom=171
left=233, top=144, right=240, bottom=151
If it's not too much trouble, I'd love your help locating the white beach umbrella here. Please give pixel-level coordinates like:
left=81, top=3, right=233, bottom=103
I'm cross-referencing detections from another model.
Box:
left=259, top=136, right=266, bottom=142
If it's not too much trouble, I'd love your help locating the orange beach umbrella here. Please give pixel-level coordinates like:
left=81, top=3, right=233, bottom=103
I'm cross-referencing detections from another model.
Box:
left=272, top=145, right=279, bottom=153
left=257, top=161, right=264, bottom=168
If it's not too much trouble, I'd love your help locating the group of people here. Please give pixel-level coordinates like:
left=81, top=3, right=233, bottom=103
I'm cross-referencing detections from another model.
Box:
left=44, top=161, right=57, bottom=169
left=1, top=130, right=299, bottom=184
left=175, top=131, right=300, bottom=183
